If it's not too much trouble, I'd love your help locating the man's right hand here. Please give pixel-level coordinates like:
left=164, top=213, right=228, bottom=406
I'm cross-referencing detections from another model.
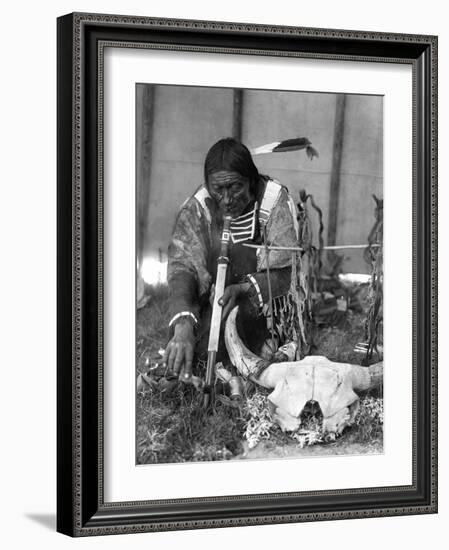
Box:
left=163, top=319, right=195, bottom=380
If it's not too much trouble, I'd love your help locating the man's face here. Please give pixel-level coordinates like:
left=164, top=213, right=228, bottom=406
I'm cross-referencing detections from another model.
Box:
left=207, top=170, right=253, bottom=218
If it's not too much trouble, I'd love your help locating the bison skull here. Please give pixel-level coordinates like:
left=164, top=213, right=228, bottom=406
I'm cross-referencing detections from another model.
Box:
left=225, top=306, right=382, bottom=435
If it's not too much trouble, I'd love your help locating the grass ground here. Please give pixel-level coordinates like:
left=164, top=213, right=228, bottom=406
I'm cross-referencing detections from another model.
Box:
left=136, top=284, right=383, bottom=464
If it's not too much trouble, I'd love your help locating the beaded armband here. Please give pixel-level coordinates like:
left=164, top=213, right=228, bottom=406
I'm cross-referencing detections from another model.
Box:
left=245, top=274, right=264, bottom=310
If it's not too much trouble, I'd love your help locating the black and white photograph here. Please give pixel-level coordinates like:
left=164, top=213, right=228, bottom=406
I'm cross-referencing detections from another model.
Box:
left=0, top=0, right=441, bottom=545
left=135, top=84, right=384, bottom=464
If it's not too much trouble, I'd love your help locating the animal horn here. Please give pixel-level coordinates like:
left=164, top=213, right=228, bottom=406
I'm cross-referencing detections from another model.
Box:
left=224, top=306, right=270, bottom=385
left=349, top=362, right=383, bottom=392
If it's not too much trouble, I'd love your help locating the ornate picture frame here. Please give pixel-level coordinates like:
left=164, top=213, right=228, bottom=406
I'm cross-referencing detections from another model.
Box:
left=57, top=12, right=437, bottom=536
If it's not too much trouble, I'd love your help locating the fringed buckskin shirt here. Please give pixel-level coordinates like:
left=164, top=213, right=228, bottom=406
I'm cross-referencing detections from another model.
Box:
left=167, top=176, right=299, bottom=356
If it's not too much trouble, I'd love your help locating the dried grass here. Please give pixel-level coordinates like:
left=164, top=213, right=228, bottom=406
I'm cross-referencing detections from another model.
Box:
left=136, top=284, right=383, bottom=464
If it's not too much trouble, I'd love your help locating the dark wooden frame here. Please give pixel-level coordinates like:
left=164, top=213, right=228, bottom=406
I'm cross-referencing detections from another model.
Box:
left=57, top=12, right=438, bottom=537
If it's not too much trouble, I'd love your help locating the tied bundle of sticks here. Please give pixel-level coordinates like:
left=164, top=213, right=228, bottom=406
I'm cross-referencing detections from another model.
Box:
left=244, top=190, right=384, bottom=362
left=362, top=195, right=383, bottom=363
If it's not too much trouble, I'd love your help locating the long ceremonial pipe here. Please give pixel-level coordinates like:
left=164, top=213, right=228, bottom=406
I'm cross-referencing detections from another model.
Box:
left=203, top=215, right=232, bottom=408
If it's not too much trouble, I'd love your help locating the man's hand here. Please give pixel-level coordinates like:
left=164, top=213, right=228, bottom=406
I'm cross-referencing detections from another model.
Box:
left=218, top=282, right=251, bottom=320
left=163, top=319, right=195, bottom=380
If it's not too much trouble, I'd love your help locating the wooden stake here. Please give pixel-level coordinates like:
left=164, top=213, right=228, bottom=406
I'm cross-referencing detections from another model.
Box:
left=327, top=94, right=346, bottom=250
left=137, top=84, right=155, bottom=269
left=232, top=89, right=243, bottom=141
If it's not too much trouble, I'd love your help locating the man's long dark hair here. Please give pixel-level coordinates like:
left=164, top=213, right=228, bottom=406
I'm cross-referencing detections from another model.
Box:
left=204, top=138, right=261, bottom=194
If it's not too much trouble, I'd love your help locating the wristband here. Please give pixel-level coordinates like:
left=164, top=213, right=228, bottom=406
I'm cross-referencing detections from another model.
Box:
left=246, top=274, right=264, bottom=309
left=168, top=311, right=199, bottom=329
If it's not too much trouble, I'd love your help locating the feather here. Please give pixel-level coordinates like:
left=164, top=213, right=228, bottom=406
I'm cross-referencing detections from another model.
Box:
left=251, top=137, right=318, bottom=159
left=306, top=145, right=319, bottom=160
left=273, top=137, right=310, bottom=152
left=250, top=141, right=281, bottom=155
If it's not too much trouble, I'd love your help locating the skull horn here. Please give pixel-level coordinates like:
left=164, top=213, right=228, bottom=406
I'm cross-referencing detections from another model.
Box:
left=225, top=306, right=293, bottom=388
left=225, top=306, right=383, bottom=391
left=349, top=362, right=383, bottom=392
left=225, top=306, right=273, bottom=387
